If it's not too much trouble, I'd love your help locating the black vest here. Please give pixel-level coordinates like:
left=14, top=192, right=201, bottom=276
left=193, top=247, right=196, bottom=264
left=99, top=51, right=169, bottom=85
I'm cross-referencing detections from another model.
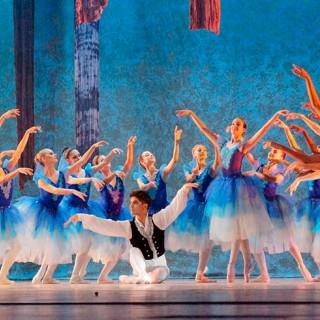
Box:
left=130, top=217, right=165, bottom=260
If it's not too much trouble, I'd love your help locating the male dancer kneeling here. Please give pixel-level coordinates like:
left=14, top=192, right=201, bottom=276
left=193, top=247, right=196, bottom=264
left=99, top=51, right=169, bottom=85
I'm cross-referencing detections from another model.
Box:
left=64, top=183, right=197, bottom=284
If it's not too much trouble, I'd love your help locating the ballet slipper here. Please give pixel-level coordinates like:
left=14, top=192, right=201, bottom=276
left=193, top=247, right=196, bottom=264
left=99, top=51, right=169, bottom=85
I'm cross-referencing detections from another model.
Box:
left=97, top=277, right=114, bottom=284
left=42, top=277, right=60, bottom=284
left=69, top=275, right=90, bottom=284
left=252, top=275, right=270, bottom=283
left=195, top=273, right=216, bottom=283
left=312, top=275, right=320, bottom=282
left=32, top=276, right=43, bottom=285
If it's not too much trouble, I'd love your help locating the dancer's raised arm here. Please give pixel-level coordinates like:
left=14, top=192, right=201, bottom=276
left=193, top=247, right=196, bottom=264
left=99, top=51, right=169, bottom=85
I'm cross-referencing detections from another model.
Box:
left=66, top=140, right=107, bottom=174
left=241, top=110, right=288, bottom=154
left=292, top=64, right=320, bottom=118
left=162, top=127, right=183, bottom=181
left=0, top=108, right=20, bottom=127
left=176, top=109, right=219, bottom=142
left=276, top=120, right=301, bottom=151
left=290, top=124, right=320, bottom=154
left=287, top=112, right=320, bottom=136
left=7, top=126, right=41, bottom=171
left=123, top=136, right=137, bottom=175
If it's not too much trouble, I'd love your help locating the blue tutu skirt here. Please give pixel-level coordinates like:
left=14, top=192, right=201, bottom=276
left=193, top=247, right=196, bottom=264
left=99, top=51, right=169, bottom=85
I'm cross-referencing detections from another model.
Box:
left=14, top=196, right=72, bottom=264
left=295, top=197, right=320, bottom=263
left=87, top=201, right=131, bottom=263
left=166, top=199, right=212, bottom=253
left=262, top=194, right=296, bottom=254
left=58, top=198, right=101, bottom=255
left=204, top=174, right=273, bottom=252
left=0, top=205, right=24, bottom=261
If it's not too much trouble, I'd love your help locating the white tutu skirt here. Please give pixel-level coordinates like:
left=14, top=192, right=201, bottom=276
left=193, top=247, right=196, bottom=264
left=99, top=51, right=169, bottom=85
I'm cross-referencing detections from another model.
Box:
left=166, top=199, right=212, bottom=253
left=204, top=174, right=273, bottom=253
left=86, top=200, right=130, bottom=263
left=14, top=197, right=73, bottom=265
left=0, top=205, right=25, bottom=262
left=295, top=197, right=320, bottom=264
left=260, top=194, right=296, bottom=254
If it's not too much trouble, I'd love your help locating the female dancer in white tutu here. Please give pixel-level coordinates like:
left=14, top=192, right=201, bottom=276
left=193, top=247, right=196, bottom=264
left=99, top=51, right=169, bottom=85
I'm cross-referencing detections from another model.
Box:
left=58, top=141, right=124, bottom=284
left=166, top=138, right=220, bottom=283
left=87, top=136, right=136, bottom=283
left=135, top=126, right=182, bottom=215
left=0, top=125, right=40, bottom=284
left=176, top=109, right=287, bottom=283
left=244, top=119, right=312, bottom=282
left=16, top=148, right=87, bottom=284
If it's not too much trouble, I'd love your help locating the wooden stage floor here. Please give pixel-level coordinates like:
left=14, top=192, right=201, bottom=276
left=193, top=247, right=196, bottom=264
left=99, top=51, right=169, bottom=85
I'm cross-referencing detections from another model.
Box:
left=1, top=279, right=320, bottom=319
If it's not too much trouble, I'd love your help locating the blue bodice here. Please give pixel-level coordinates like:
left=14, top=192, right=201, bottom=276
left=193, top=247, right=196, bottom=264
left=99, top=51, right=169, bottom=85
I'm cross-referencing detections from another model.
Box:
left=64, top=166, right=92, bottom=206
left=257, top=164, right=285, bottom=199
left=99, top=176, right=125, bottom=215
left=141, top=170, right=168, bottom=213
left=184, top=162, right=215, bottom=203
left=221, top=143, right=245, bottom=176
left=308, top=179, right=320, bottom=199
left=38, top=171, right=66, bottom=210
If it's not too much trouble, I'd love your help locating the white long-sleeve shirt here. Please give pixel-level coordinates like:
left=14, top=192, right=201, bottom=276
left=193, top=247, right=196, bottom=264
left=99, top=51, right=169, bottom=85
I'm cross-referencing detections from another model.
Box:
left=79, top=187, right=188, bottom=239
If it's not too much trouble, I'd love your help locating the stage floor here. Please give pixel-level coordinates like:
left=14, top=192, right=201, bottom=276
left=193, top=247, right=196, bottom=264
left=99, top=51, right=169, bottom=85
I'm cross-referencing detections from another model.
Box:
left=1, top=279, right=320, bottom=319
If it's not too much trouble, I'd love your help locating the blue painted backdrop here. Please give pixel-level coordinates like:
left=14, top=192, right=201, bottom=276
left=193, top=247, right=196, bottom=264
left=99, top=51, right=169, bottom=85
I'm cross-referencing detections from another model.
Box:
left=1, top=0, right=320, bottom=279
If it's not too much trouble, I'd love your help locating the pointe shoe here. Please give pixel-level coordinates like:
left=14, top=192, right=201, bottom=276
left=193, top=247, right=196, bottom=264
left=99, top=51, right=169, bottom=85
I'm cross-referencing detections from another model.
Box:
left=97, top=277, right=114, bottom=284
left=312, top=275, right=320, bottom=282
left=252, top=275, right=270, bottom=283
left=195, top=273, right=216, bottom=283
left=32, top=276, right=43, bottom=284
left=244, top=259, right=254, bottom=283
left=69, top=275, right=90, bottom=284
left=0, top=276, right=15, bottom=285
left=299, top=265, right=313, bottom=282
left=227, top=264, right=236, bottom=283
left=42, top=277, right=60, bottom=284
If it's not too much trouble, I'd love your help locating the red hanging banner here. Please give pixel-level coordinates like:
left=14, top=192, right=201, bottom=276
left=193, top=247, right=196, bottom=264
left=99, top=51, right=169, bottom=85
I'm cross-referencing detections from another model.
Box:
left=76, top=0, right=108, bottom=26
left=190, top=0, right=220, bottom=35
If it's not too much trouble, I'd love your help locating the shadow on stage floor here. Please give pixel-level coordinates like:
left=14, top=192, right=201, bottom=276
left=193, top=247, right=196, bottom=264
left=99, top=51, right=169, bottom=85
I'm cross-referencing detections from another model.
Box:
left=0, top=279, right=319, bottom=319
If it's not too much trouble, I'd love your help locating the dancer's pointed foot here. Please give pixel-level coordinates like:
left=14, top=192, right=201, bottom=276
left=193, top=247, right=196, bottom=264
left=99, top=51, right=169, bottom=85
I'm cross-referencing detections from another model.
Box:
left=299, top=265, right=313, bottom=282
left=0, top=276, right=14, bottom=285
left=32, top=276, right=43, bottom=285
left=252, top=275, right=270, bottom=283
left=227, top=264, right=235, bottom=283
left=69, top=275, right=90, bottom=284
left=244, top=259, right=254, bottom=283
left=42, top=277, right=60, bottom=284
left=195, top=273, right=216, bottom=283
left=312, top=275, right=320, bottom=282
left=97, top=277, right=114, bottom=284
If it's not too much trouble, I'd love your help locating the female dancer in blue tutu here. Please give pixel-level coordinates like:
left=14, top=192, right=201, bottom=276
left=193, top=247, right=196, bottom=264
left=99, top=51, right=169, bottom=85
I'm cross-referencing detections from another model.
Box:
left=273, top=123, right=320, bottom=280
left=16, top=148, right=87, bottom=284
left=166, top=139, right=220, bottom=283
left=0, top=125, right=40, bottom=284
left=135, top=126, right=182, bottom=215
left=244, top=120, right=312, bottom=282
left=176, top=109, right=287, bottom=283
left=58, top=140, right=124, bottom=284
left=88, top=136, right=136, bottom=283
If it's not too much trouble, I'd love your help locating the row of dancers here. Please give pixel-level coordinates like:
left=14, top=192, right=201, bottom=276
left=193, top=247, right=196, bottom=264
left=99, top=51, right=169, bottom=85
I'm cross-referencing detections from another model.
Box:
left=1, top=65, right=320, bottom=285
